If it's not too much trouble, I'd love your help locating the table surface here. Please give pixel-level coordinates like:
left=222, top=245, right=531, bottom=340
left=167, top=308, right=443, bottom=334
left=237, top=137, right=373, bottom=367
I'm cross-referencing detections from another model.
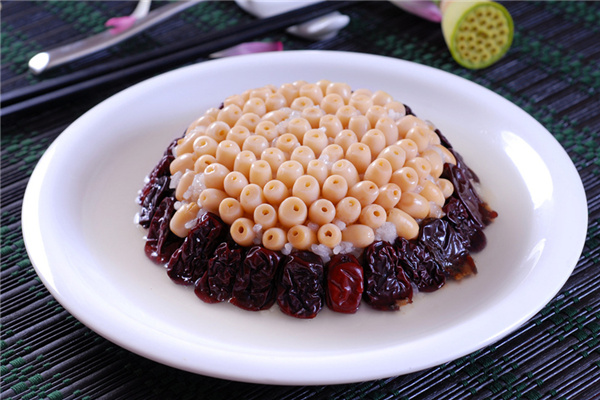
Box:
left=1, top=1, right=599, bottom=399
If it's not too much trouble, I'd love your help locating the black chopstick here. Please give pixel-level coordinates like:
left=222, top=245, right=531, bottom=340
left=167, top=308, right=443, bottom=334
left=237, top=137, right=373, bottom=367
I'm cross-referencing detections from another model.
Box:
left=1, top=1, right=356, bottom=118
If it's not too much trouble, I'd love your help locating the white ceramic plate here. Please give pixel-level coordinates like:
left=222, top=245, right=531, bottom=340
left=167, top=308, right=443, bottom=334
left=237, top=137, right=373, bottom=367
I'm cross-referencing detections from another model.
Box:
left=22, top=51, right=587, bottom=385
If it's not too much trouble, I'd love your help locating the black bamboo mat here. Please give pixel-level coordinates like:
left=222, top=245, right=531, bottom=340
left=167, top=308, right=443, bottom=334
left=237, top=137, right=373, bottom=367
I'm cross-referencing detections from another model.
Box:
left=2, top=1, right=599, bottom=399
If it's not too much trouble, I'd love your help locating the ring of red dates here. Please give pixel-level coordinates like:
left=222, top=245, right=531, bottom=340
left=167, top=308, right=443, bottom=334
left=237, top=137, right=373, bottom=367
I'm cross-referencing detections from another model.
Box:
left=137, top=112, right=497, bottom=319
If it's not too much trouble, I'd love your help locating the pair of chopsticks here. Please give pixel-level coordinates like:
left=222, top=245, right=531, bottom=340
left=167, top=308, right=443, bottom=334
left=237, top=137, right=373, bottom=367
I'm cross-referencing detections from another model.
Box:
left=1, top=1, right=355, bottom=118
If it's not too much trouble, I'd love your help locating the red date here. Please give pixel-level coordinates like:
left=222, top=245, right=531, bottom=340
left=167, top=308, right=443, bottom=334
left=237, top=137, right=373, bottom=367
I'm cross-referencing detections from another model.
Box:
left=363, top=241, right=413, bottom=311
left=166, top=212, right=226, bottom=285
left=138, top=174, right=171, bottom=229
left=144, top=196, right=183, bottom=264
left=442, top=162, right=497, bottom=230
left=195, top=240, right=244, bottom=304
left=137, top=140, right=178, bottom=228
left=419, top=217, right=477, bottom=280
left=277, top=251, right=325, bottom=319
left=443, top=196, right=487, bottom=253
left=326, top=254, right=363, bottom=314
left=231, top=246, right=282, bottom=311
left=395, top=237, right=445, bottom=292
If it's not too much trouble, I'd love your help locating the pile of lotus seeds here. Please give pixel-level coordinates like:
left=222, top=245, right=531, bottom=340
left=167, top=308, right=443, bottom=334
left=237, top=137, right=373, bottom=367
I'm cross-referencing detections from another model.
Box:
left=166, top=80, right=458, bottom=259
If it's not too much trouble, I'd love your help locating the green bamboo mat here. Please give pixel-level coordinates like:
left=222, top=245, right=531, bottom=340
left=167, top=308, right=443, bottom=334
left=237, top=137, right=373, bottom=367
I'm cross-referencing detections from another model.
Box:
left=2, top=1, right=599, bottom=399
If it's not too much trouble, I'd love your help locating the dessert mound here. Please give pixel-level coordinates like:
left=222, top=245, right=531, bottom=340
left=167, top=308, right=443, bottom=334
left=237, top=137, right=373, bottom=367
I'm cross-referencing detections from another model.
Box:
left=137, top=80, right=497, bottom=318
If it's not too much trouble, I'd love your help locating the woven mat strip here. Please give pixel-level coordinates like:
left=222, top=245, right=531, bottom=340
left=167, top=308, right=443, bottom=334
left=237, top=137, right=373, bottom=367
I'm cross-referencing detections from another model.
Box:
left=2, top=1, right=599, bottom=399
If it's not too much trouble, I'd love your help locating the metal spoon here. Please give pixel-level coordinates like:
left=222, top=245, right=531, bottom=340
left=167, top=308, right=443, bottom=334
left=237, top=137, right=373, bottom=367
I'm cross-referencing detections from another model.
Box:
left=28, top=0, right=203, bottom=74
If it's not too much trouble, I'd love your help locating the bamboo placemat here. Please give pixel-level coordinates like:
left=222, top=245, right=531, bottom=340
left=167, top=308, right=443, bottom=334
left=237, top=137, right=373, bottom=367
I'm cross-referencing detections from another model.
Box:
left=2, top=1, right=599, bottom=399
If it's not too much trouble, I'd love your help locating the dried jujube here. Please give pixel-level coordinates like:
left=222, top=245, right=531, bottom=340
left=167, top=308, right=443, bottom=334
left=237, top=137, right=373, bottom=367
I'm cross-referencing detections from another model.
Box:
left=195, top=240, right=244, bottom=304
left=363, top=241, right=413, bottom=311
left=326, top=254, right=364, bottom=314
left=442, top=161, right=497, bottom=227
left=145, top=197, right=183, bottom=263
left=395, top=237, right=446, bottom=292
left=277, top=251, right=325, bottom=319
left=167, top=212, right=226, bottom=285
left=138, top=174, right=171, bottom=229
left=443, top=196, right=486, bottom=252
left=420, top=218, right=467, bottom=269
left=442, top=160, right=498, bottom=253
left=231, top=246, right=282, bottom=311
left=421, top=217, right=478, bottom=280
left=137, top=140, right=177, bottom=228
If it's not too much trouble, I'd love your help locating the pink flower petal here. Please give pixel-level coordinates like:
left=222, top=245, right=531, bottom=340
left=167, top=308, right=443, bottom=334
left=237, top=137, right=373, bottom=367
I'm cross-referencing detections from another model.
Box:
left=105, top=16, right=137, bottom=35
left=210, top=42, right=284, bottom=58
left=390, top=1, right=442, bottom=23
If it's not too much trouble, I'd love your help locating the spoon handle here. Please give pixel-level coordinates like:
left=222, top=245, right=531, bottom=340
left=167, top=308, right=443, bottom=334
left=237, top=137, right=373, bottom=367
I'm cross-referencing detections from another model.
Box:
left=28, top=0, right=204, bottom=74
